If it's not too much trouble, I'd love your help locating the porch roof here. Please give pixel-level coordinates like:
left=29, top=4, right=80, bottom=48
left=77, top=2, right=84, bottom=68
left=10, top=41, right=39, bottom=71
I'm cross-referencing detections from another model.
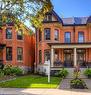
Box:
left=47, top=42, right=91, bottom=48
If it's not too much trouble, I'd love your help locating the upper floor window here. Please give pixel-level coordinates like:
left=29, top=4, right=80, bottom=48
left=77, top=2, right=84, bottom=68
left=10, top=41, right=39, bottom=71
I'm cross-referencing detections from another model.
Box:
left=39, top=50, right=42, bottom=64
left=44, top=50, right=50, bottom=62
left=54, top=29, right=59, bottom=41
left=39, top=29, right=42, bottom=42
left=78, top=32, right=84, bottom=43
left=6, top=47, right=12, bottom=61
left=44, top=28, right=50, bottom=40
left=6, top=28, right=12, bottom=39
left=45, top=14, right=52, bottom=21
left=17, top=47, right=23, bottom=61
left=65, top=32, right=71, bottom=43
left=17, top=29, right=23, bottom=40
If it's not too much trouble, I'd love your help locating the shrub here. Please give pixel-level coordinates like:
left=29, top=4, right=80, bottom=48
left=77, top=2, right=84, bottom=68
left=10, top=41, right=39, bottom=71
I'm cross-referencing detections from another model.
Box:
left=3, top=64, right=23, bottom=76
left=54, top=68, right=68, bottom=78
left=3, top=64, right=13, bottom=75
left=84, top=68, right=91, bottom=78
left=10, top=67, right=23, bottom=76
left=70, top=78, right=87, bottom=89
left=0, top=70, right=4, bottom=77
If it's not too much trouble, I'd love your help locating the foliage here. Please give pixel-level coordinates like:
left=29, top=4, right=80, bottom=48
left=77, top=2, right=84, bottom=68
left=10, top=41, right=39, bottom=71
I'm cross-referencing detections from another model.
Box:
left=70, top=78, right=87, bottom=89
left=0, top=70, right=4, bottom=77
left=3, top=64, right=23, bottom=76
left=0, top=75, right=61, bottom=88
left=73, top=66, right=81, bottom=79
left=54, top=68, right=68, bottom=78
left=0, top=0, right=53, bottom=28
left=3, top=64, right=13, bottom=75
left=84, top=68, right=91, bottom=78
left=9, top=67, right=23, bottom=76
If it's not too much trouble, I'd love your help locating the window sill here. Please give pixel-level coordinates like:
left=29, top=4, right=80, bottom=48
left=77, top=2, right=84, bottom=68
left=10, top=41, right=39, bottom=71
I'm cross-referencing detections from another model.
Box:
left=17, top=61, right=23, bottom=63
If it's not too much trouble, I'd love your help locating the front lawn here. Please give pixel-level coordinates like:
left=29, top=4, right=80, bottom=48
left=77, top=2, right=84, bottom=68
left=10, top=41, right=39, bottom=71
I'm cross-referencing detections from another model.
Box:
left=0, top=75, right=61, bottom=88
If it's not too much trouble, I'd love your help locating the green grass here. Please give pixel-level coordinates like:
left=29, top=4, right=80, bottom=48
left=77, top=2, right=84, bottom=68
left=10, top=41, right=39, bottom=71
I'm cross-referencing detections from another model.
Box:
left=0, top=75, right=61, bottom=88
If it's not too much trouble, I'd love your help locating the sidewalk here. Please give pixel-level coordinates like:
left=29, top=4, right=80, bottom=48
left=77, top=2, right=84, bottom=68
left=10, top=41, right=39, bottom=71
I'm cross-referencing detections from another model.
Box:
left=0, top=88, right=91, bottom=95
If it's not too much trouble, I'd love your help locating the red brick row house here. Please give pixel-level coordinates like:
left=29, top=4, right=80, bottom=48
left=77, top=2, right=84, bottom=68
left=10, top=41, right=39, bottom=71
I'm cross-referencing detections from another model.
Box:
left=35, top=10, right=91, bottom=75
left=0, top=16, right=35, bottom=73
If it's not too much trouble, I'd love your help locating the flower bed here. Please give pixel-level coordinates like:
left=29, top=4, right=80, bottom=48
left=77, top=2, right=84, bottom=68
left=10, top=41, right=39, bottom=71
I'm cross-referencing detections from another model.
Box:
left=70, top=78, right=87, bottom=89
left=0, top=64, right=23, bottom=81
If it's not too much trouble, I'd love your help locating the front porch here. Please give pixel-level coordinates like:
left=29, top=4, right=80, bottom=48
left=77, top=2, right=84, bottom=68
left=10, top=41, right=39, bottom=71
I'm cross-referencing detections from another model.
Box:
left=49, top=43, right=91, bottom=68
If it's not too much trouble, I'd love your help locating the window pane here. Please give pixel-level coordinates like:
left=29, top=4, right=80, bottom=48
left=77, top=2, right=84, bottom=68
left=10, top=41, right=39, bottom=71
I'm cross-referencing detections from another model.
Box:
left=17, top=47, right=23, bottom=61
left=6, top=28, right=12, bottom=39
left=44, top=50, right=50, bottom=61
left=44, top=28, right=50, bottom=40
left=78, top=32, right=84, bottom=43
left=17, top=29, right=23, bottom=40
left=54, top=29, right=59, bottom=40
left=6, top=47, right=12, bottom=61
left=65, top=32, right=71, bottom=43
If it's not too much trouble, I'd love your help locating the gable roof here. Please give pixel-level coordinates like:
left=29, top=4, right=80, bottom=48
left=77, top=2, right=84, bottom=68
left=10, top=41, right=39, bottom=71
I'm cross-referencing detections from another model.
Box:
left=52, top=10, right=63, bottom=24
left=43, top=10, right=63, bottom=24
left=44, top=10, right=90, bottom=25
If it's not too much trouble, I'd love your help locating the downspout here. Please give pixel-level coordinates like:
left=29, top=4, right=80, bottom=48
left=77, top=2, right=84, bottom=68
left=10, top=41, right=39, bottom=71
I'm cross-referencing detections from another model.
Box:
left=35, top=28, right=38, bottom=73
left=73, top=23, right=75, bottom=43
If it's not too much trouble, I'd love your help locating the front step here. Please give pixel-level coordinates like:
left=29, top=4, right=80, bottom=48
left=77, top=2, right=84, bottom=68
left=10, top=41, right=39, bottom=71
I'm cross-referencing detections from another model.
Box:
left=51, top=68, right=87, bottom=78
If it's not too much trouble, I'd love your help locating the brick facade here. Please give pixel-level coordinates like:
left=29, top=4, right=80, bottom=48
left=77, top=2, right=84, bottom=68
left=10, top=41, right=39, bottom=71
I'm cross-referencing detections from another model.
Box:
left=0, top=23, right=35, bottom=72
left=36, top=10, right=91, bottom=68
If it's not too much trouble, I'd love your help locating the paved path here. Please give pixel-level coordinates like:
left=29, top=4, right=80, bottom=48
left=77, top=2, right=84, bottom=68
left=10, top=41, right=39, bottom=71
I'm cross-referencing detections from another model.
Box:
left=59, top=79, right=71, bottom=89
left=83, top=79, right=91, bottom=89
left=0, top=88, right=91, bottom=95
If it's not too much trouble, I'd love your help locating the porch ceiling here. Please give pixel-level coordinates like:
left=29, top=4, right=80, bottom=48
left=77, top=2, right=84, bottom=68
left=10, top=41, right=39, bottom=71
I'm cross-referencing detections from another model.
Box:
left=48, top=42, right=91, bottom=48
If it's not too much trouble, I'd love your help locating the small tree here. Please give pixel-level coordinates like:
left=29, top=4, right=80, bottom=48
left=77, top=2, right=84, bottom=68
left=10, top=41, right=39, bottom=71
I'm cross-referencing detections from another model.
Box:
left=0, top=0, right=53, bottom=28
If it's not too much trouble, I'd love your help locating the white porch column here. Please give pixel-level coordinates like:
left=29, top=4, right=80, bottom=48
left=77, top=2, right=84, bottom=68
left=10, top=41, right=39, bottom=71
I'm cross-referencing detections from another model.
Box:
left=74, top=48, right=77, bottom=66
left=51, top=48, right=54, bottom=67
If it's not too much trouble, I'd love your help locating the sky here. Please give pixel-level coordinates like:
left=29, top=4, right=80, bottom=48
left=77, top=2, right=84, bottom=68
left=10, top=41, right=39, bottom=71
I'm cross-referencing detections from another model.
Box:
left=52, top=0, right=91, bottom=18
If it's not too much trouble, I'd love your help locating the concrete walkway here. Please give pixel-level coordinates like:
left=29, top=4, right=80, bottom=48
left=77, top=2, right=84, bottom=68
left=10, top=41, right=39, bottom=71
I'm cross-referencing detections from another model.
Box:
left=59, top=79, right=71, bottom=89
left=0, top=88, right=91, bottom=95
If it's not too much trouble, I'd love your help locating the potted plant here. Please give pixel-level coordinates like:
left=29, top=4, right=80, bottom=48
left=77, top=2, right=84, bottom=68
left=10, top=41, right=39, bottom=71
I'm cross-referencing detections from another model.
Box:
left=84, top=68, right=91, bottom=78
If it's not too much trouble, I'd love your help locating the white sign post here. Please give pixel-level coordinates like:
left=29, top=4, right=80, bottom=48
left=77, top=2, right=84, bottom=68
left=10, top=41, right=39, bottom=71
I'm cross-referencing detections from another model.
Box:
left=48, top=60, right=50, bottom=83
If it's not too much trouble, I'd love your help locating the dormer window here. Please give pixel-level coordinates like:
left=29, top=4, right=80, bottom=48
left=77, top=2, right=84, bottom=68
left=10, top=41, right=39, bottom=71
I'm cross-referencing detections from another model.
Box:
left=45, top=14, right=52, bottom=21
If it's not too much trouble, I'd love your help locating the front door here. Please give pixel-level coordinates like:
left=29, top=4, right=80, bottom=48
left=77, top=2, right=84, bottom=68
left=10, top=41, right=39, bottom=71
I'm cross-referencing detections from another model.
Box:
left=64, top=49, right=73, bottom=67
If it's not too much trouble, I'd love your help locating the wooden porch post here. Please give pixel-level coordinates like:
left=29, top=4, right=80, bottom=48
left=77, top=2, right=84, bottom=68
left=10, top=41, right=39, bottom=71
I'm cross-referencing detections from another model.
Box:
left=51, top=48, right=54, bottom=67
left=74, top=48, right=77, bottom=66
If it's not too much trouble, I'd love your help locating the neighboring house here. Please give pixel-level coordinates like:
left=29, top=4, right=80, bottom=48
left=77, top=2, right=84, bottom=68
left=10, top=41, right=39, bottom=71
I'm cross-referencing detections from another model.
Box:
left=36, top=10, right=91, bottom=74
left=0, top=15, right=35, bottom=73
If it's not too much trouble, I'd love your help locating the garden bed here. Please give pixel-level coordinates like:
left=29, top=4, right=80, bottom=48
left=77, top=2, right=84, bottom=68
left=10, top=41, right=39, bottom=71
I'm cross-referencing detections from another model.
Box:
left=70, top=78, right=88, bottom=89
left=0, top=75, right=16, bottom=81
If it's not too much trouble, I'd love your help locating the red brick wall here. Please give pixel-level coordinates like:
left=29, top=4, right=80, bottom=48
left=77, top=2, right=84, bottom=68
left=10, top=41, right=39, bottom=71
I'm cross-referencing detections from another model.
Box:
left=0, top=25, right=35, bottom=69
